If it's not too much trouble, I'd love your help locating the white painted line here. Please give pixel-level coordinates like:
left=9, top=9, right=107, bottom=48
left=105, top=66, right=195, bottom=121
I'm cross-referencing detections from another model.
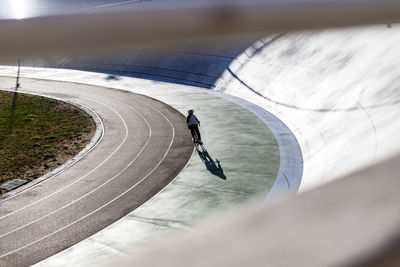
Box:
left=0, top=102, right=175, bottom=259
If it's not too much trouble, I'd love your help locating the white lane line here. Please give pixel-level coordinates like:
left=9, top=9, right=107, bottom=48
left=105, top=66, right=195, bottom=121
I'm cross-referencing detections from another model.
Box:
left=0, top=103, right=175, bottom=259
left=0, top=95, right=105, bottom=204
left=0, top=98, right=129, bottom=221
left=0, top=104, right=151, bottom=240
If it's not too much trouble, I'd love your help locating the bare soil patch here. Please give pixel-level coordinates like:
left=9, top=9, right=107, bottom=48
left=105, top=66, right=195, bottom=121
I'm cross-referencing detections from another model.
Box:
left=0, top=91, right=95, bottom=193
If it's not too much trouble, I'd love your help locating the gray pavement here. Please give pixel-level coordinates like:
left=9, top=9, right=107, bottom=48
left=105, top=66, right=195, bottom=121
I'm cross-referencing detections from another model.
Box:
left=0, top=67, right=283, bottom=266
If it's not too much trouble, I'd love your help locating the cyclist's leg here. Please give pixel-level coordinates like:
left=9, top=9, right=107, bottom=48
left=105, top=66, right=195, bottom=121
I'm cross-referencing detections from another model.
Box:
left=195, top=125, right=201, bottom=140
left=189, top=125, right=196, bottom=140
left=194, top=125, right=202, bottom=144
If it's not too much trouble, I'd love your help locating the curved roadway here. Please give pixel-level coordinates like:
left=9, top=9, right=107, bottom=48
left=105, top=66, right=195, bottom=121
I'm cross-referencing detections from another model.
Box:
left=0, top=76, right=193, bottom=266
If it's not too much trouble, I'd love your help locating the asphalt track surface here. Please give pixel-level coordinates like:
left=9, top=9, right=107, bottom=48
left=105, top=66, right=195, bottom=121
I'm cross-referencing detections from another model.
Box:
left=0, top=77, right=193, bottom=266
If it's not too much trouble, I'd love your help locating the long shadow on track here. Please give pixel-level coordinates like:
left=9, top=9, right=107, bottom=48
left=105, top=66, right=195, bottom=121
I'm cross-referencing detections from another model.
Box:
left=197, top=145, right=226, bottom=180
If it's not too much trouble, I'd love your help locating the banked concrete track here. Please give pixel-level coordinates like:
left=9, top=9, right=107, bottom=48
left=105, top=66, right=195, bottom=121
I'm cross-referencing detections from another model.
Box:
left=214, top=24, right=400, bottom=191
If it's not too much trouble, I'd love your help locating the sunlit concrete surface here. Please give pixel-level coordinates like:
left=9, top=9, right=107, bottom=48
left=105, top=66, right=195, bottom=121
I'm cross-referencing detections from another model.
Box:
left=214, top=24, right=400, bottom=191
left=0, top=67, right=291, bottom=265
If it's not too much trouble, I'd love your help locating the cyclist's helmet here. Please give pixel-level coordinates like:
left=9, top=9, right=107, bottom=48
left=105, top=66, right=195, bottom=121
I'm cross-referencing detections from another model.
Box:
left=188, top=109, right=194, bottom=114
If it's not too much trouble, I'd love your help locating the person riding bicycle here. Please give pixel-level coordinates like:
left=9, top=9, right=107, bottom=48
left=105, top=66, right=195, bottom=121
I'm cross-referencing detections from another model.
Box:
left=186, top=109, right=203, bottom=145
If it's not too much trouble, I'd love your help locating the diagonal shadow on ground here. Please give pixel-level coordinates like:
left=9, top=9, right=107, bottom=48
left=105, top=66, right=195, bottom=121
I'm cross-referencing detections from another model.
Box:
left=197, top=145, right=226, bottom=180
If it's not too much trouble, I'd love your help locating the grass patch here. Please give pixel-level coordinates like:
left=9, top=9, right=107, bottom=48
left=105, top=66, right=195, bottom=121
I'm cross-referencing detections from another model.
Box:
left=0, top=91, right=95, bottom=187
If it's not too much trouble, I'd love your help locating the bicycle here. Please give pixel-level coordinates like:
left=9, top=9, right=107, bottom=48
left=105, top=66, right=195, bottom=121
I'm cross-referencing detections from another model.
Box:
left=192, top=128, right=202, bottom=151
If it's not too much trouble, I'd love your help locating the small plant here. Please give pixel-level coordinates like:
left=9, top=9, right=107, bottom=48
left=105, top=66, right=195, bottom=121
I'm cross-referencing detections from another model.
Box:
left=31, top=135, right=41, bottom=141
left=44, top=135, right=56, bottom=140
left=24, top=114, right=36, bottom=121
left=44, top=153, right=56, bottom=160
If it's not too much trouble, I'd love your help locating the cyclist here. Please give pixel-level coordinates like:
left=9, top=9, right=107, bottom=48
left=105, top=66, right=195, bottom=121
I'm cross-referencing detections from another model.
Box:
left=186, top=109, right=202, bottom=145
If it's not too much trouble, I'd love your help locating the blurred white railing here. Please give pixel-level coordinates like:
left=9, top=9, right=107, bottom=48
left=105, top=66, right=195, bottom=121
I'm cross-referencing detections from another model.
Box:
left=1, top=1, right=400, bottom=58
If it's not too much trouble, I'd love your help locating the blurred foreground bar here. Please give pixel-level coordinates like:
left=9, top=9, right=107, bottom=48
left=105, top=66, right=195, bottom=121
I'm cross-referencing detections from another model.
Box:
left=1, top=0, right=400, bottom=58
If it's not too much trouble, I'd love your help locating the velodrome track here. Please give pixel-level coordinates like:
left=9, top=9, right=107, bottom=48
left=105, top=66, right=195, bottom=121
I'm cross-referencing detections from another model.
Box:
left=0, top=7, right=399, bottom=266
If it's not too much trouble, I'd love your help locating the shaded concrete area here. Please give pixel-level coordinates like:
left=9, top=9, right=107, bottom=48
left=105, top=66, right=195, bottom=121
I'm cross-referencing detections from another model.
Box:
left=0, top=67, right=283, bottom=265
left=12, top=44, right=253, bottom=88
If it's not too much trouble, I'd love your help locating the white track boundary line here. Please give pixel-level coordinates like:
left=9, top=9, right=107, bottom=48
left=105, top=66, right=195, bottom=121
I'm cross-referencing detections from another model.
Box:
left=0, top=103, right=175, bottom=259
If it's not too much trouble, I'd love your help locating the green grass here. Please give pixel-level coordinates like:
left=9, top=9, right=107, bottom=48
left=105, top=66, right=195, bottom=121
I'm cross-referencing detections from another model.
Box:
left=0, top=91, right=95, bottom=186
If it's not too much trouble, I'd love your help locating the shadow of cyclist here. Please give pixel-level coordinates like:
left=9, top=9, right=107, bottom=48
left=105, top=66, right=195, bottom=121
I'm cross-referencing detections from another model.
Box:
left=197, top=146, right=226, bottom=180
